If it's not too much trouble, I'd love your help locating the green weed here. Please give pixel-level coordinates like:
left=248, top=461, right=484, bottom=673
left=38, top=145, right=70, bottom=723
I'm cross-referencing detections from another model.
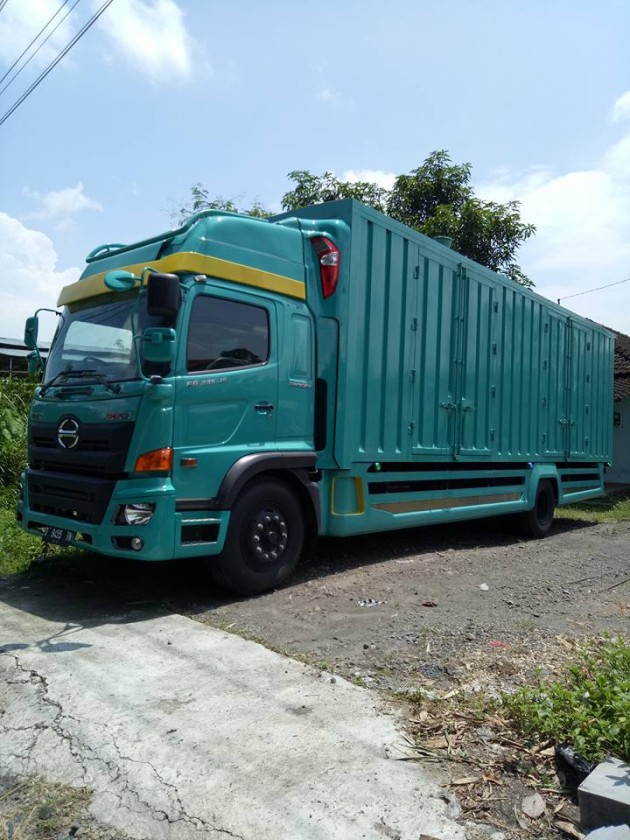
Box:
left=560, top=494, right=630, bottom=524
left=0, top=377, right=35, bottom=488
left=500, top=636, right=630, bottom=763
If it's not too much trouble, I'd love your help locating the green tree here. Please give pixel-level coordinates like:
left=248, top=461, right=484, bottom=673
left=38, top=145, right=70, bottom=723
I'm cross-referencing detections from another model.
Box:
left=174, top=183, right=271, bottom=225
left=386, top=151, right=536, bottom=286
left=281, top=170, right=388, bottom=213
left=174, top=151, right=536, bottom=285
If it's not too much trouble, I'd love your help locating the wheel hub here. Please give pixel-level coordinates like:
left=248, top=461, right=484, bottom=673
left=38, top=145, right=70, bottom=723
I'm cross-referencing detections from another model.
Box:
left=249, top=508, right=288, bottom=564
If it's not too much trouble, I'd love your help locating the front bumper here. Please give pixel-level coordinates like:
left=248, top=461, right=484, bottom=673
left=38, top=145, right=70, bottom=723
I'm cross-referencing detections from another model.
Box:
left=18, top=471, right=230, bottom=561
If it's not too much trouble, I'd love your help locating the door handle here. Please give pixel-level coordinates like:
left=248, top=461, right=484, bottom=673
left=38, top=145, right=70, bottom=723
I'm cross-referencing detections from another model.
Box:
left=255, top=402, right=274, bottom=413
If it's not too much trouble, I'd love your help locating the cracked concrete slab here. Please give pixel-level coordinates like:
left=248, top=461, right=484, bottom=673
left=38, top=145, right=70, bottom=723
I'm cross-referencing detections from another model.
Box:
left=0, top=601, right=464, bottom=840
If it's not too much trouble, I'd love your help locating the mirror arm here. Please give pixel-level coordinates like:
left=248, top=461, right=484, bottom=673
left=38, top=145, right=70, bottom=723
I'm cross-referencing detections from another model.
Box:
left=28, top=309, right=64, bottom=373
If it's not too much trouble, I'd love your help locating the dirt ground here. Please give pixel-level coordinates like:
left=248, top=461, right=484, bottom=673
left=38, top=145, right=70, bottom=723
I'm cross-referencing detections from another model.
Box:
left=2, top=511, right=629, bottom=839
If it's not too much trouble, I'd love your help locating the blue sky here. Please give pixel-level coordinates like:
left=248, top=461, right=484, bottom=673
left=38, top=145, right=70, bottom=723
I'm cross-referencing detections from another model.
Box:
left=1, top=0, right=630, bottom=339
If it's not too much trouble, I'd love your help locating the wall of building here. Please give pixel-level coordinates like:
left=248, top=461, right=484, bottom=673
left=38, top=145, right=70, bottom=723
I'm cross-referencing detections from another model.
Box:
left=607, top=396, right=630, bottom=483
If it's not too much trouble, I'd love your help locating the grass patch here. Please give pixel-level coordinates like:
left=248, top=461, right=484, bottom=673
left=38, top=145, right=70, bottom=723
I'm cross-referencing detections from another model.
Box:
left=0, top=487, right=43, bottom=576
left=560, top=492, right=630, bottom=524
left=500, top=636, right=630, bottom=763
left=0, top=774, right=134, bottom=839
left=0, top=775, right=90, bottom=840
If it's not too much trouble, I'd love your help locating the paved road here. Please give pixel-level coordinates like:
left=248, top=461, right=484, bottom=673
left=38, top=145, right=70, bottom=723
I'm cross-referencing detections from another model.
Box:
left=0, top=585, right=464, bottom=840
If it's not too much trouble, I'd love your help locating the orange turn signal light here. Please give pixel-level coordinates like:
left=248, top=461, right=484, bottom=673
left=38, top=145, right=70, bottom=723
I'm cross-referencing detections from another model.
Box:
left=134, top=447, right=173, bottom=473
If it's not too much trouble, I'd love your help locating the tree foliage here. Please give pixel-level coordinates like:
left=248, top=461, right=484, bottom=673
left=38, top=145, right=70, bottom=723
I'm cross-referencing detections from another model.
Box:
left=173, top=183, right=271, bottom=225
left=175, top=151, right=536, bottom=285
left=385, top=151, right=536, bottom=286
left=280, top=171, right=388, bottom=213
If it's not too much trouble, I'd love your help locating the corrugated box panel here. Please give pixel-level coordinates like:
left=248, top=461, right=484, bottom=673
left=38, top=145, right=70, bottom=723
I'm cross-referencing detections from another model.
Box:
left=279, top=200, right=613, bottom=467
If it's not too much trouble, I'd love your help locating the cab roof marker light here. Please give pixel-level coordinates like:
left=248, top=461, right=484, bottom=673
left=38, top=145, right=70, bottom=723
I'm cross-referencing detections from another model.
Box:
left=311, top=236, right=340, bottom=298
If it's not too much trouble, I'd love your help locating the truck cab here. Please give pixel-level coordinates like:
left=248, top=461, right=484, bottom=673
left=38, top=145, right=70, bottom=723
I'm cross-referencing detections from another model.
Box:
left=18, top=209, right=340, bottom=593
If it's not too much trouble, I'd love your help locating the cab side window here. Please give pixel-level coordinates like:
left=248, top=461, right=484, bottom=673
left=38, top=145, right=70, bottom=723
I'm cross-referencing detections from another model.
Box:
left=187, top=296, right=269, bottom=373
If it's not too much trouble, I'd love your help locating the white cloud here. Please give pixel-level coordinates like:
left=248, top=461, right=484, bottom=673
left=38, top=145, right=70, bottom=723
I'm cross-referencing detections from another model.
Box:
left=0, top=213, right=80, bottom=341
left=317, top=86, right=353, bottom=110
left=97, top=0, right=201, bottom=82
left=343, top=169, right=397, bottom=191
left=611, top=90, right=630, bottom=123
left=23, top=182, right=103, bottom=232
left=0, top=0, right=203, bottom=89
left=0, top=0, right=75, bottom=68
left=477, top=124, right=630, bottom=334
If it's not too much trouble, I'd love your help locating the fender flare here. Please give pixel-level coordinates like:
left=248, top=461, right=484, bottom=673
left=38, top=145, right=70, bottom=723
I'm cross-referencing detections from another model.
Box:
left=212, top=452, right=321, bottom=531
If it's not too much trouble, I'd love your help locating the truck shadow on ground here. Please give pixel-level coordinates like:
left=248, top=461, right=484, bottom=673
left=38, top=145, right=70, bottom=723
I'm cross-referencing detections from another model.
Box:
left=0, top=514, right=596, bottom=636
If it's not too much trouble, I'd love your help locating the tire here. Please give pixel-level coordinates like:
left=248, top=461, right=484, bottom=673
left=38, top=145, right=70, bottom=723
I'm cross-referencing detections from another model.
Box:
left=211, top=478, right=304, bottom=595
left=519, top=479, right=555, bottom=538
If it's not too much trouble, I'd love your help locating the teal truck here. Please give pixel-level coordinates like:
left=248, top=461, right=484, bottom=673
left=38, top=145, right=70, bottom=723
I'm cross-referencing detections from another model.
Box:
left=18, top=200, right=614, bottom=593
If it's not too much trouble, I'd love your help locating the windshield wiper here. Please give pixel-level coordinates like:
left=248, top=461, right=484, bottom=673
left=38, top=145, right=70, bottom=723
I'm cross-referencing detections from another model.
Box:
left=40, top=369, right=74, bottom=397
left=40, top=369, right=119, bottom=396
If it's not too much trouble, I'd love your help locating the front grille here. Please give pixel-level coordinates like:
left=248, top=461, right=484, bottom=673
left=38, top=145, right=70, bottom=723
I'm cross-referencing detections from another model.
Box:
left=27, top=469, right=116, bottom=525
left=29, top=420, right=134, bottom=477
left=27, top=419, right=135, bottom=526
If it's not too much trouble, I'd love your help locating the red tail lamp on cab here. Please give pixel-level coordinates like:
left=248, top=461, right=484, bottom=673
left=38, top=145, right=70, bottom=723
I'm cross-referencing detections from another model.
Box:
left=311, top=236, right=340, bottom=298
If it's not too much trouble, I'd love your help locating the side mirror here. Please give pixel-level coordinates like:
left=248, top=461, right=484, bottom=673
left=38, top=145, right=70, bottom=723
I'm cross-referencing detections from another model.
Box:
left=27, top=352, right=43, bottom=375
left=104, top=270, right=138, bottom=291
left=147, top=272, right=180, bottom=319
left=143, top=327, right=176, bottom=363
left=24, top=315, right=39, bottom=350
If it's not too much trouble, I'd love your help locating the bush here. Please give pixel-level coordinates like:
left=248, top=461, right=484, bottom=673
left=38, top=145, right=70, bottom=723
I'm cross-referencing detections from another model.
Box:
left=0, top=378, right=39, bottom=575
left=501, top=636, right=630, bottom=763
left=0, top=376, right=35, bottom=488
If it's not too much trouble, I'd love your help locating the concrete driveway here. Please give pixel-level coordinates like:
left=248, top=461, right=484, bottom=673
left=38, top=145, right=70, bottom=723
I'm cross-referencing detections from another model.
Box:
left=0, top=580, right=464, bottom=840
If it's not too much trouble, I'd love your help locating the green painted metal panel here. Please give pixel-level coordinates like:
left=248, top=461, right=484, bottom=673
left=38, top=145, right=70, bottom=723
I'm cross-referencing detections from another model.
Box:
left=281, top=199, right=613, bottom=469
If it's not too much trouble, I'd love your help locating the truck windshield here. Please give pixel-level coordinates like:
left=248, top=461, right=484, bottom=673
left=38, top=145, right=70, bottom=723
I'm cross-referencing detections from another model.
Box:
left=44, top=297, right=166, bottom=386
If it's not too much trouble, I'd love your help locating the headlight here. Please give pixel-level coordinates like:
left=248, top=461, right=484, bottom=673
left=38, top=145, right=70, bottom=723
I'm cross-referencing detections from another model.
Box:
left=122, top=503, right=155, bottom=526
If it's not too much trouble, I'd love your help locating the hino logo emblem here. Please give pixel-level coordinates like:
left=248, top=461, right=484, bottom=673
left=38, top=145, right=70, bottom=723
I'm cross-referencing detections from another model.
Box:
left=57, top=417, right=80, bottom=449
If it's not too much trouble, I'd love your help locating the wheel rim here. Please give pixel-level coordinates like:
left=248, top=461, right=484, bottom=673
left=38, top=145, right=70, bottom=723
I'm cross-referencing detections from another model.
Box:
left=246, top=506, right=288, bottom=566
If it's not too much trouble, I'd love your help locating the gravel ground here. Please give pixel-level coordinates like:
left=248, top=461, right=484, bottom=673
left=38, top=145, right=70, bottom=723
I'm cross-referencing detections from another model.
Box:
left=2, top=511, right=629, bottom=839
left=192, top=514, right=630, bottom=695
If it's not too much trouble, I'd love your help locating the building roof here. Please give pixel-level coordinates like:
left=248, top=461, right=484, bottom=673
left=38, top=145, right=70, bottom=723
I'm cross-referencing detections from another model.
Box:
left=0, top=337, right=50, bottom=358
left=610, top=329, right=630, bottom=401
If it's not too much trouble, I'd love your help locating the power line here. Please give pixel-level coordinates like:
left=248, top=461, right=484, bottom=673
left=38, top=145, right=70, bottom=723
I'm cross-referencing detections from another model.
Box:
left=0, top=0, right=114, bottom=129
left=0, top=0, right=74, bottom=91
left=557, top=277, right=630, bottom=305
left=0, top=0, right=82, bottom=99
left=0, top=0, right=10, bottom=15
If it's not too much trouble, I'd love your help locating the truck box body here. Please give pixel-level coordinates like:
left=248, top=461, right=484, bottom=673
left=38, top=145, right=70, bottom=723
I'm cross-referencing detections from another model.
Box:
left=279, top=201, right=613, bottom=536
left=17, top=199, right=614, bottom=592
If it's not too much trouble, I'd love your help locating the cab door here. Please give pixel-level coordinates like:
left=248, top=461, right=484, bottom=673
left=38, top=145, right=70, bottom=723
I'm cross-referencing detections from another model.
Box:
left=172, top=288, right=278, bottom=502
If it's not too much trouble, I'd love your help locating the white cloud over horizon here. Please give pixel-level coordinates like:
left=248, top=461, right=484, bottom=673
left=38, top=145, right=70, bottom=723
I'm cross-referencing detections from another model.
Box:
left=0, top=213, right=80, bottom=341
left=477, top=100, right=630, bottom=334
left=611, top=91, right=630, bottom=123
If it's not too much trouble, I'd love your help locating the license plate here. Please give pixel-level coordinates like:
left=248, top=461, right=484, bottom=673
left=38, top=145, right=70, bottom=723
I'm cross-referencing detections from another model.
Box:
left=42, top=527, right=76, bottom=546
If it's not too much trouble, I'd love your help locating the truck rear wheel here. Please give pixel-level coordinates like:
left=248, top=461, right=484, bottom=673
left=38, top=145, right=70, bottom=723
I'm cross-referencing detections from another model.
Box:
left=520, top=479, right=555, bottom=538
left=211, top=478, right=304, bottom=595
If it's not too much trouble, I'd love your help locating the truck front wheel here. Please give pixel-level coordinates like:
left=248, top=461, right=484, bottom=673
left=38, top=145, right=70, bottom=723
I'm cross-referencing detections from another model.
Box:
left=211, top=478, right=304, bottom=595
left=520, top=479, right=555, bottom=538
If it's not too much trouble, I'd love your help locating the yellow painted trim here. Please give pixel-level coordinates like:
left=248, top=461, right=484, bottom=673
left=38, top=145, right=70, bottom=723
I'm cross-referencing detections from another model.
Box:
left=331, top=476, right=365, bottom=516
left=372, top=492, right=522, bottom=514
left=57, top=251, right=306, bottom=306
